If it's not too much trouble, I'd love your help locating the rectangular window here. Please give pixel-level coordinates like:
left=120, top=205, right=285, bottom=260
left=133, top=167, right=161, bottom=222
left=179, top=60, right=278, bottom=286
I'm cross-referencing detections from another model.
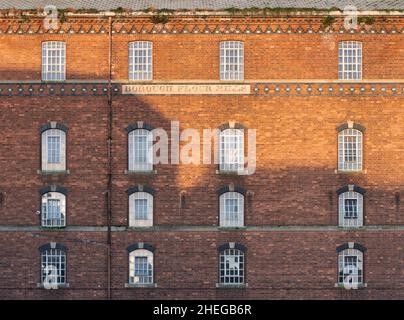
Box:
left=129, top=41, right=153, bottom=81
left=338, top=129, right=363, bottom=171
left=45, top=199, right=61, bottom=225
left=134, top=256, right=152, bottom=284
left=339, top=191, right=363, bottom=228
left=129, top=192, right=153, bottom=227
left=41, top=129, right=66, bottom=172
left=135, top=135, right=148, bottom=164
left=220, top=249, right=244, bottom=284
left=344, top=136, right=357, bottom=163
left=225, top=199, right=239, bottom=223
left=134, top=199, right=148, bottom=220
left=219, top=129, right=244, bottom=172
left=343, top=256, right=361, bottom=283
left=128, top=129, right=153, bottom=172
left=41, top=249, right=66, bottom=285
left=42, top=41, right=66, bottom=81
left=220, top=192, right=244, bottom=227
left=344, top=199, right=358, bottom=219
left=47, top=136, right=61, bottom=164
left=338, top=41, right=362, bottom=80
left=220, top=41, right=244, bottom=80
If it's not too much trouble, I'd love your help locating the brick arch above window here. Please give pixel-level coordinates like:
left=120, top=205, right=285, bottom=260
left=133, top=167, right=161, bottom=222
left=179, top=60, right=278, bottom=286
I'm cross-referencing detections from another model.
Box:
left=39, top=185, right=68, bottom=195
left=217, top=185, right=247, bottom=196
left=218, top=242, right=247, bottom=253
left=218, top=122, right=246, bottom=131
left=125, top=122, right=155, bottom=133
left=336, top=122, right=366, bottom=133
left=336, top=185, right=366, bottom=195
left=336, top=243, right=366, bottom=253
left=126, top=185, right=155, bottom=196
left=39, top=243, right=67, bottom=252
left=39, top=122, right=68, bottom=133
left=127, top=242, right=155, bottom=253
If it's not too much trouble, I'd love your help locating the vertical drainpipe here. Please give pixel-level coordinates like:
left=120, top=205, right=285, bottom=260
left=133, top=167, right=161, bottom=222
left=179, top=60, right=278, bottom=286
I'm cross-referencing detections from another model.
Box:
left=107, top=15, right=113, bottom=301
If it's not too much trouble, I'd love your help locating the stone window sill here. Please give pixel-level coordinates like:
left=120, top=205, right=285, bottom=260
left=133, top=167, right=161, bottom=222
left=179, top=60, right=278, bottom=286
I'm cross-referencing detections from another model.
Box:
left=125, top=283, right=157, bottom=288
left=218, top=226, right=247, bottom=231
left=40, top=226, right=67, bottom=230
left=335, top=169, right=367, bottom=174
left=334, top=283, right=367, bottom=289
left=124, top=169, right=157, bottom=175
left=127, top=226, right=154, bottom=230
left=37, top=283, right=70, bottom=289
left=216, top=283, right=248, bottom=289
left=215, top=169, right=249, bottom=175
left=338, top=226, right=365, bottom=230
left=38, top=170, right=70, bottom=175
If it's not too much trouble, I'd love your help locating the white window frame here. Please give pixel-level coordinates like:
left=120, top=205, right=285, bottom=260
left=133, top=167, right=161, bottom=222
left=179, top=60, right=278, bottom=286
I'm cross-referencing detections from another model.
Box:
left=41, top=129, right=66, bottom=172
left=128, top=129, right=153, bottom=172
left=41, top=248, right=66, bottom=286
left=129, top=41, right=153, bottom=81
left=42, top=41, right=66, bottom=81
left=129, top=192, right=153, bottom=227
left=219, top=128, right=244, bottom=172
left=338, top=41, right=362, bottom=80
left=129, top=249, right=154, bottom=285
left=338, top=248, right=363, bottom=286
left=219, top=248, right=245, bottom=284
left=41, top=192, right=66, bottom=227
left=338, top=128, right=363, bottom=171
left=338, top=191, right=363, bottom=228
left=220, top=41, right=244, bottom=80
left=220, top=192, right=244, bottom=227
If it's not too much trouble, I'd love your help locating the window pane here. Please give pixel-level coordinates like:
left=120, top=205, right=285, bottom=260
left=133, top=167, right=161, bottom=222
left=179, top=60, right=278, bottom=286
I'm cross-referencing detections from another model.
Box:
left=129, top=41, right=152, bottom=80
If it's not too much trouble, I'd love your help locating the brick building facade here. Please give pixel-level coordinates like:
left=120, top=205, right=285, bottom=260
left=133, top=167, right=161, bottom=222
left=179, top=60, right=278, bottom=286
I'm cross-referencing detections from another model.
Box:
left=0, top=1, right=403, bottom=299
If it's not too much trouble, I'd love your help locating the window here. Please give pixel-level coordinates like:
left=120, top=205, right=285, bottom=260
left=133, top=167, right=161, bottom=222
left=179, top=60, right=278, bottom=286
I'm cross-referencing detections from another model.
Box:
left=129, top=192, right=153, bottom=227
left=41, top=128, right=66, bottom=172
left=40, top=245, right=66, bottom=286
left=128, top=129, right=153, bottom=171
left=129, top=249, right=153, bottom=285
left=219, top=128, right=244, bottom=172
left=338, top=128, right=362, bottom=171
left=338, top=41, right=362, bottom=80
left=220, top=192, right=244, bottom=227
left=42, top=192, right=66, bottom=227
left=129, top=41, right=152, bottom=80
left=220, top=41, right=244, bottom=80
left=219, top=248, right=245, bottom=284
left=42, top=41, right=66, bottom=81
left=338, top=248, right=363, bottom=287
left=339, top=191, right=363, bottom=227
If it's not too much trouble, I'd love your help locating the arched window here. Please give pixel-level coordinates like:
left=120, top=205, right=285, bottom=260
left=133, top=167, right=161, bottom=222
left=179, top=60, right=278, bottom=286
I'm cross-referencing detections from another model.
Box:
left=41, top=123, right=67, bottom=172
left=129, top=41, right=153, bottom=80
left=220, top=41, right=244, bottom=80
left=41, top=191, right=66, bottom=227
left=128, top=128, right=153, bottom=172
left=219, top=191, right=244, bottom=227
left=219, top=128, right=244, bottom=172
left=127, top=186, right=154, bottom=227
left=128, top=244, right=154, bottom=285
left=338, top=186, right=364, bottom=228
left=338, top=41, right=362, bottom=80
left=218, top=243, right=246, bottom=285
left=40, top=243, right=67, bottom=287
left=338, top=126, right=363, bottom=171
left=337, top=244, right=365, bottom=288
left=42, top=41, right=66, bottom=81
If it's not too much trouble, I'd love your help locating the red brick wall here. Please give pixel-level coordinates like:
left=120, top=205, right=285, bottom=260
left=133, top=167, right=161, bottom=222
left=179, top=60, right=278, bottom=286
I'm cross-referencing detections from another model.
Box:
left=0, top=33, right=402, bottom=80
left=0, top=14, right=403, bottom=299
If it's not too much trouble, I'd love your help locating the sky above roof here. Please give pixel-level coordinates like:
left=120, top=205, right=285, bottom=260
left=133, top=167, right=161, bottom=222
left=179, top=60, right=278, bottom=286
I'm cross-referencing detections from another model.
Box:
left=0, top=0, right=402, bottom=11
